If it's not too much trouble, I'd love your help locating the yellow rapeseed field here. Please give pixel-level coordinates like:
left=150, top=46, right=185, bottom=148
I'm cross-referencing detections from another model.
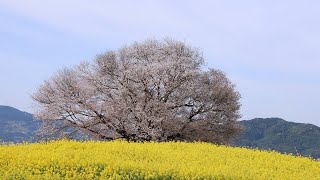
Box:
left=0, top=140, right=319, bottom=179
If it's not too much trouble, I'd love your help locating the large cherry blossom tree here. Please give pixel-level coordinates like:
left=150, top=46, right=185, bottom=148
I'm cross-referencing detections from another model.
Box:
left=33, top=39, right=242, bottom=143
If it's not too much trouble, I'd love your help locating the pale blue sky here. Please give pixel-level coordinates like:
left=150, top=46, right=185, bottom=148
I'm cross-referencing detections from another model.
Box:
left=0, top=1, right=319, bottom=125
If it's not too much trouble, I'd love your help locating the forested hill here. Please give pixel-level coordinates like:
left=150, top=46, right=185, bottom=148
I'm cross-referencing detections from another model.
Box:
left=0, top=105, right=39, bottom=142
left=234, top=118, right=320, bottom=159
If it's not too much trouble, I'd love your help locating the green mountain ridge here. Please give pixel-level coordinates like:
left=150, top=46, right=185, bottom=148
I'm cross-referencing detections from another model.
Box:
left=0, top=105, right=39, bottom=142
left=234, top=118, right=320, bottom=159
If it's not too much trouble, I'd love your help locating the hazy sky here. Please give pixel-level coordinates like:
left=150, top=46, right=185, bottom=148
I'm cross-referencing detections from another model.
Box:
left=0, top=1, right=319, bottom=125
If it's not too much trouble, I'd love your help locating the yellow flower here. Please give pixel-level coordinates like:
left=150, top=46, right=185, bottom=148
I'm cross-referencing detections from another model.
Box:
left=0, top=140, right=319, bottom=179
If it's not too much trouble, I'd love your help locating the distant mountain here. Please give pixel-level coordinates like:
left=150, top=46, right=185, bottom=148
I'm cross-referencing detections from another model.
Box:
left=234, top=118, right=320, bottom=159
left=1, top=106, right=319, bottom=159
left=0, top=105, right=39, bottom=142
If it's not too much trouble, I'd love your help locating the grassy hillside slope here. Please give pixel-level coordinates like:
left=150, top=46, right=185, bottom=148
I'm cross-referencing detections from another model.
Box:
left=0, top=140, right=319, bottom=179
